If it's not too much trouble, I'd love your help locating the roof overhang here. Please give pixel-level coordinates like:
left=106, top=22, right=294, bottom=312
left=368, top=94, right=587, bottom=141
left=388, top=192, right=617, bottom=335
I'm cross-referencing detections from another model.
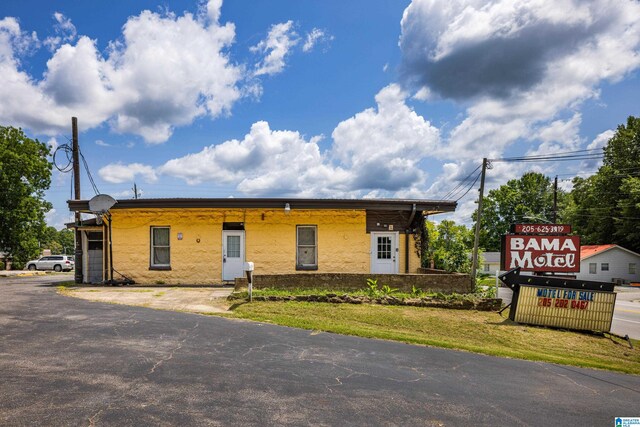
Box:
left=68, top=197, right=456, bottom=215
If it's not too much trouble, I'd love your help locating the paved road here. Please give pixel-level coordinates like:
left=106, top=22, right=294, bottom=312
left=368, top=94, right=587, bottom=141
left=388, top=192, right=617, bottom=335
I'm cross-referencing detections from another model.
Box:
left=1, top=277, right=639, bottom=426
left=498, top=286, right=640, bottom=339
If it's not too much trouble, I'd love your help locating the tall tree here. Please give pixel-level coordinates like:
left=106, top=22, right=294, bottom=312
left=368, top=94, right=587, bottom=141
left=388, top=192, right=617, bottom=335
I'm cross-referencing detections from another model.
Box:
left=472, top=172, right=563, bottom=251
left=565, top=116, right=640, bottom=252
left=0, top=126, right=52, bottom=267
left=424, top=220, right=473, bottom=273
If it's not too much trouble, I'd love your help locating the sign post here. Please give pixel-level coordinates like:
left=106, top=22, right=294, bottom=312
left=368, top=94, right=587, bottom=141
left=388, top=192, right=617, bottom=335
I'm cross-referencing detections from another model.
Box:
left=500, top=224, right=617, bottom=333
left=499, top=268, right=616, bottom=332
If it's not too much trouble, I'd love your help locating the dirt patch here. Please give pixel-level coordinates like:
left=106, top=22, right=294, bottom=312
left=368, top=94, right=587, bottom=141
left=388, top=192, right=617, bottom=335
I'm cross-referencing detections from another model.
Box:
left=59, top=287, right=233, bottom=314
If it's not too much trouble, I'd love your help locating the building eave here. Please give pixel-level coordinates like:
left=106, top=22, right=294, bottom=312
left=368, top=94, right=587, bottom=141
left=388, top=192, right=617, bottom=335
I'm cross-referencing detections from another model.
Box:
left=67, top=197, right=456, bottom=214
left=67, top=198, right=457, bottom=215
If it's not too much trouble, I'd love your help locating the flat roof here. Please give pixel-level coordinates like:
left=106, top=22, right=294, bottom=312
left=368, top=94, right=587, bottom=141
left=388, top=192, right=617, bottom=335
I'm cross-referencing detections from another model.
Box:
left=68, top=197, right=456, bottom=214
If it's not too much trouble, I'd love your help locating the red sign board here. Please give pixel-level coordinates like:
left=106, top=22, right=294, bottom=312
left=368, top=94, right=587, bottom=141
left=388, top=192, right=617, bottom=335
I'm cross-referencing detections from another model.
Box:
left=513, top=224, right=571, bottom=234
left=502, top=235, right=581, bottom=272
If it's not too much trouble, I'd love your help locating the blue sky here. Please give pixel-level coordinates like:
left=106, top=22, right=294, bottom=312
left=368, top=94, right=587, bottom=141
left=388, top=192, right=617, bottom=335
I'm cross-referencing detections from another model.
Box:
left=1, top=0, right=639, bottom=229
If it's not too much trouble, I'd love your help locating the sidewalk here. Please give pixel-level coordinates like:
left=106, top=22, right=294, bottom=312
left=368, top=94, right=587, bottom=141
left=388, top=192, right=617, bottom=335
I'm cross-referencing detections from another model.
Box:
left=59, top=286, right=234, bottom=314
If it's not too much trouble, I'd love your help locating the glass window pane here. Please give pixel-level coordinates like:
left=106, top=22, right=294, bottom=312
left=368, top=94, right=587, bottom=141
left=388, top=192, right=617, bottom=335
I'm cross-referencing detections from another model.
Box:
left=589, top=263, right=596, bottom=274
left=630, top=263, right=636, bottom=274
left=601, top=263, right=609, bottom=271
left=153, top=247, right=170, bottom=265
left=298, top=247, right=316, bottom=265
left=153, top=228, right=169, bottom=245
left=377, top=236, right=391, bottom=259
left=227, top=235, right=240, bottom=258
left=298, top=227, right=316, bottom=245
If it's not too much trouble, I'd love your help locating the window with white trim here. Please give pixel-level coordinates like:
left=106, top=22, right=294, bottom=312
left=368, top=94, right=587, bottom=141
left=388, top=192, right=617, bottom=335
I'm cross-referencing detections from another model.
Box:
left=589, top=263, right=596, bottom=274
left=296, top=225, right=317, bottom=270
left=630, top=263, right=636, bottom=274
left=601, top=263, right=609, bottom=271
left=151, top=226, right=170, bottom=268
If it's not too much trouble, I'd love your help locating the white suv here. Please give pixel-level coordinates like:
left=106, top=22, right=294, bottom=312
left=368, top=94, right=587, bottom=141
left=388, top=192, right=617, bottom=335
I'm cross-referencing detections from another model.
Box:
left=26, top=255, right=75, bottom=272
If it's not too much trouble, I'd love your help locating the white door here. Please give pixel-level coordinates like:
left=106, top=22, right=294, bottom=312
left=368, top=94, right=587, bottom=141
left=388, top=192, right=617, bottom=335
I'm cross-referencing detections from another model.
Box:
left=371, top=232, right=398, bottom=274
left=222, top=231, right=245, bottom=281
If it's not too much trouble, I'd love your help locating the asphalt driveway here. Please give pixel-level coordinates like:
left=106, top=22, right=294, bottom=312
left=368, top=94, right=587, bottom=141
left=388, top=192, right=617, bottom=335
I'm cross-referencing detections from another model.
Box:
left=1, top=277, right=638, bottom=426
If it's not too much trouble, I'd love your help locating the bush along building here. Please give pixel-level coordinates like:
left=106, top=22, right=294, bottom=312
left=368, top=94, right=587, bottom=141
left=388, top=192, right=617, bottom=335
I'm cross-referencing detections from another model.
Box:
left=67, top=197, right=457, bottom=287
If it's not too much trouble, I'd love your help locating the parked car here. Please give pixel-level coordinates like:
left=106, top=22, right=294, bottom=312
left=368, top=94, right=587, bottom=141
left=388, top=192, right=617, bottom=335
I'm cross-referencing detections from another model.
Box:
left=26, top=255, right=75, bottom=272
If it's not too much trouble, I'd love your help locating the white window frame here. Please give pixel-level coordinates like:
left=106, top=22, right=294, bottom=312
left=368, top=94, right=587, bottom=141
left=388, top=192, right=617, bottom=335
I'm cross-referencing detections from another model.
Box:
left=296, top=225, right=318, bottom=270
left=150, top=226, right=171, bottom=269
left=589, top=263, right=597, bottom=274
left=601, top=263, right=609, bottom=272
left=630, top=263, right=636, bottom=275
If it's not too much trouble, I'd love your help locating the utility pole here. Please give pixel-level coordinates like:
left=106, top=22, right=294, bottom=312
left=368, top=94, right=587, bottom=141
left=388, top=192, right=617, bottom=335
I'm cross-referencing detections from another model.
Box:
left=471, top=158, right=488, bottom=286
left=552, top=175, right=558, bottom=223
left=72, top=117, right=82, bottom=284
left=133, top=182, right=139, bottom=199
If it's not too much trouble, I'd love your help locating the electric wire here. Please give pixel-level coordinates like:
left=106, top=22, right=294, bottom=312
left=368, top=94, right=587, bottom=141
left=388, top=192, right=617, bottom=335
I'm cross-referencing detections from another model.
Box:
left=454, top=170, right=482, bottom=202
left=440, top=164, right=481, bottom=200
left=54, top=137, right=101, bottom=196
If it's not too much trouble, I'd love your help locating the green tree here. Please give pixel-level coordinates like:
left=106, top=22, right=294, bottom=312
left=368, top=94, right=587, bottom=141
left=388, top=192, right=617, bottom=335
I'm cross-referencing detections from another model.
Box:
left=40, top=226, right=74, bottom=254
left=424, top=220, right=473, bottom=273
left=0, top=126, right=52, bottom=267
left=564, top=116, right=640, bottom=252
left=57, top=229, right=75, bottom=254
left=472, top=172, right=563, bottom=251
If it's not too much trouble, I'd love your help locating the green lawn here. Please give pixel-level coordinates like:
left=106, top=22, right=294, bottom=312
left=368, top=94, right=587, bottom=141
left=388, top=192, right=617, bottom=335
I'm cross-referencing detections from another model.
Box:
left=229, top=301, right=640, bottom=375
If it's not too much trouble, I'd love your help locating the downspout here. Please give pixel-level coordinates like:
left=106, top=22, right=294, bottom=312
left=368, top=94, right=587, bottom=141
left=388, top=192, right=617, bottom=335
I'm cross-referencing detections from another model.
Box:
left=108, top=212, right=114, bottom=283
left=405, top=204, right=416, bottom=274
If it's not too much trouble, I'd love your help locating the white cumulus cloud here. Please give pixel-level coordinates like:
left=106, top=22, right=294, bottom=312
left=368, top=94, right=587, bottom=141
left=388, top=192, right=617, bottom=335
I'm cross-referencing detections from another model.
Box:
left=0, top=1, right=243, bottom=143
left=155, top=84, right=440, bottom=196
left=44, top=12, right=77, bottom=51
left=251, top=20, right=299, bottom=76
left=400, top=0, right=640, bottom=162
left=98, top=162, right=158, bottom=184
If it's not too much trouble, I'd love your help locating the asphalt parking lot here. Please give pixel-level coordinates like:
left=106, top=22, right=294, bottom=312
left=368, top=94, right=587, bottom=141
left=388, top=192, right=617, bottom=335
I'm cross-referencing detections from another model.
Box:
left=1, top=276, right=639, bottom=426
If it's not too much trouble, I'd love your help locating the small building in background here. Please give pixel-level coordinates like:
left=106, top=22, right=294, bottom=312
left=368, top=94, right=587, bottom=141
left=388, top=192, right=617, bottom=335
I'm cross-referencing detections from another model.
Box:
left=481, top=252, right=501, bottom=276
left=577, top=244, right=640, bottom=285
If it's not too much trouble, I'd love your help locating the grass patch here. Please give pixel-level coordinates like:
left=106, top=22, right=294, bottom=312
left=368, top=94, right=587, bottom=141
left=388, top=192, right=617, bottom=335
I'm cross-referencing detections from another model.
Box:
left=230, top=301, right=640, bottom=375
left=55, top=281, right=76, bottom=288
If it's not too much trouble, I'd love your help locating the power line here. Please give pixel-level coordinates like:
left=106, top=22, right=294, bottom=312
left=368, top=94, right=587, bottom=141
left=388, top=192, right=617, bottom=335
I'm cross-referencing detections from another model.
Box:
left=455, top=170, right=482, bottom=202
left=440, top=164, right=481, bottom=200
left=490, top=148, right=604, bottom=163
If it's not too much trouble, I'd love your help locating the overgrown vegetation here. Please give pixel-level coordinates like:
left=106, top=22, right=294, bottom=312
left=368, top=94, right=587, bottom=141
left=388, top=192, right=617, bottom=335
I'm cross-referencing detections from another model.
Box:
left=423, top=220, right=475, bottom=273
left=230, top=283, right=485, bottom=303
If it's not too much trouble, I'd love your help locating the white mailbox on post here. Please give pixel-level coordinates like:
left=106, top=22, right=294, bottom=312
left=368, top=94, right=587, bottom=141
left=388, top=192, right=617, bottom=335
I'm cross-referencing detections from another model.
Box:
left=244, top=262, right=254, bottom=301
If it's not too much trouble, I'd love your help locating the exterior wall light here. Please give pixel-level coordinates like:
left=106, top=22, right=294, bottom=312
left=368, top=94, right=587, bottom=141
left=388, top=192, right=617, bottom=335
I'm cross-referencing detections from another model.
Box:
left=284, top=203, right=291, bottom=214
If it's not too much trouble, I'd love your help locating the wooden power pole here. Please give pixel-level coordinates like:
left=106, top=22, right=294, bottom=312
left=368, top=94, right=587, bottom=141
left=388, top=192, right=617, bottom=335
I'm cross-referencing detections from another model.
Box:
left=471, top=158, right=488, bottom=286
left=72, top=117, right=82, bottom=284
left=553, top=175, right=558, bottom=223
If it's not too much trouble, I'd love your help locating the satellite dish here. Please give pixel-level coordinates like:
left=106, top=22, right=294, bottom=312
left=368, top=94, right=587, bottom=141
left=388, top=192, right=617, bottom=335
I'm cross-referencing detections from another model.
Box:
left=88, top=194, right=117, bottom=214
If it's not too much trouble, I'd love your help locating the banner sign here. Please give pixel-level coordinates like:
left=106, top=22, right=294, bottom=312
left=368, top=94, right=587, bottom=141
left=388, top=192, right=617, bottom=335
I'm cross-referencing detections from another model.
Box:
left=513, top=224, right=571, bottom=235
left=513, top=285, right=616, bottom=332
left=502, top=235, right=581, bottom=272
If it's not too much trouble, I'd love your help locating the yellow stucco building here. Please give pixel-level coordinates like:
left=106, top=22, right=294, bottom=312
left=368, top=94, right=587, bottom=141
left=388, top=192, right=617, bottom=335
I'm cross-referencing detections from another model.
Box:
left=68, top=198, right=456, bottom=285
